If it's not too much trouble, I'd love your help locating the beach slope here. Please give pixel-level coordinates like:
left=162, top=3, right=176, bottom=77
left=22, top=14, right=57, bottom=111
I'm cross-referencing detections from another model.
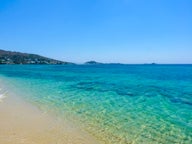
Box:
left=0, top=92, right=99, bottom=144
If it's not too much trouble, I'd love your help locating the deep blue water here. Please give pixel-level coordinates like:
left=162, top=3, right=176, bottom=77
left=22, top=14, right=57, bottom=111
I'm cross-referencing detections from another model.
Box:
left=0, top=64, right=192, bottom=143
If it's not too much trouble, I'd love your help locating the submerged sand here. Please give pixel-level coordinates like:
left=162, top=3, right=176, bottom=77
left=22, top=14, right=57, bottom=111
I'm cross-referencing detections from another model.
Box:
left=0, top=89, right=100, bottom=144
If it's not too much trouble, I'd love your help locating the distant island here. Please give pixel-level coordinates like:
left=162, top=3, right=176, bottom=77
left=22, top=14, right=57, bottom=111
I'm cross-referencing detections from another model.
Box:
left=84, top=61, right=103, bottom=65
left=84, top=61, right=126, bottom=65
left=0, top=49, right=71, bottom=64
left=144, top=63, right=157, bottom=65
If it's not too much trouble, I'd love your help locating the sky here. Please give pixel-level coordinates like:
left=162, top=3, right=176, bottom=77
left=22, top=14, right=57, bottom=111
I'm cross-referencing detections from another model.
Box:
left=0, top=0, right=191, bottom=64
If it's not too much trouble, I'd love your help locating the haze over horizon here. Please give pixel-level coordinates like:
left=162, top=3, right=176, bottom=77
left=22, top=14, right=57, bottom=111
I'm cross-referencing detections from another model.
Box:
left=0, top=0, right=191, bottom=64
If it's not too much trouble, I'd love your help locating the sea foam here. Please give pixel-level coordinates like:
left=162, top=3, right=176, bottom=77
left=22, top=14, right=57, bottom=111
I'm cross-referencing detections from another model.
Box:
left=0, top=88, right=7, bottom=102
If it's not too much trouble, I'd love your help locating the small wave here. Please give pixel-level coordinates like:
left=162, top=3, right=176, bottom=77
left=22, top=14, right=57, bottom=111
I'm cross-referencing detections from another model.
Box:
left=0, top=89, right=7, bottom=102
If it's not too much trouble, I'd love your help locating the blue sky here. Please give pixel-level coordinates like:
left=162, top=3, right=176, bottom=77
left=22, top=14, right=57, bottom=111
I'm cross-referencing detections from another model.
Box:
left=0, top=0, right=191, bottom=63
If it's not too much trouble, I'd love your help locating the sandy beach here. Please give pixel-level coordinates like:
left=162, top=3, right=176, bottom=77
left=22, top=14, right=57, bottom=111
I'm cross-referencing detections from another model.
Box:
left=0, top=86, right=100, bottom=144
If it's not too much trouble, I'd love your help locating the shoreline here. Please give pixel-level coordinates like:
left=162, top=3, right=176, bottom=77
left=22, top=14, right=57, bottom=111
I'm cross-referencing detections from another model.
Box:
left=0, top=83, right=100, bottom=144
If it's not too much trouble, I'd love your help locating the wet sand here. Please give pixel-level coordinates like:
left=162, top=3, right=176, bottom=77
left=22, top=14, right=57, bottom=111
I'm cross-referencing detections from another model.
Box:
left=0, top=90, right=100, bottom=144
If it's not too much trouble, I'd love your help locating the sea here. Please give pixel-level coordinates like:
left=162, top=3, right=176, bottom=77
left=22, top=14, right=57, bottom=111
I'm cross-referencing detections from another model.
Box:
left=0, top=64, right=192, bottom=143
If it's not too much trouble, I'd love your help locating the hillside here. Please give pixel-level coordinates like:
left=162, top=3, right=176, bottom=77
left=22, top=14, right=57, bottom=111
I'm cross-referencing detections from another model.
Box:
left=0, top=49, right=70, bottom=64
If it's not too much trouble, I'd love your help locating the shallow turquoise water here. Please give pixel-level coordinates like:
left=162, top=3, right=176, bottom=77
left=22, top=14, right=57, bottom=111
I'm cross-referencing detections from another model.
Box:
left=0, top=65, right=192, bottom=143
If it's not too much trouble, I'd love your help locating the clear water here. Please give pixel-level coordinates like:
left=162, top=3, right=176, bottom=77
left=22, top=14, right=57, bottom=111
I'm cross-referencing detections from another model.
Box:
left=0, top=64, right=192, bottom=143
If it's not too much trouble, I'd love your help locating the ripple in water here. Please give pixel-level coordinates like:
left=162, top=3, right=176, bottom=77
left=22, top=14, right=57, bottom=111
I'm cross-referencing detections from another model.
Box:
left=0, top=64, right=192, bottom=143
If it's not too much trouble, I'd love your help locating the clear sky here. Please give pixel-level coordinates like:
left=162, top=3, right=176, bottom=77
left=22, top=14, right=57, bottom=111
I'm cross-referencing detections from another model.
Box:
left=0, top=0, right=191, bottom=64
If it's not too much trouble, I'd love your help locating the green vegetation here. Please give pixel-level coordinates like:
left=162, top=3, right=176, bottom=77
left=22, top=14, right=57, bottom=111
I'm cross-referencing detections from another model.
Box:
left=0, top=49, right=70, bottom=64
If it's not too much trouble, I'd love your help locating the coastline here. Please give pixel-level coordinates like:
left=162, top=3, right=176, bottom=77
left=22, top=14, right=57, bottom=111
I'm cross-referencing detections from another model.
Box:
left=0, top=82, right=100, bottom=144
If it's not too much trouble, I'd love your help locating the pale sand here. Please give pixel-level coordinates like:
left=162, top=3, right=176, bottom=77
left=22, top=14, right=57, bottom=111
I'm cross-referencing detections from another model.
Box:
left=0, top=91, right=100, bottom=144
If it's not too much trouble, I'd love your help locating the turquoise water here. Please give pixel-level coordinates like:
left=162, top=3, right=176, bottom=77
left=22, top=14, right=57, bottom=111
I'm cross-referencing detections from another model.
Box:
left=0, top=64, right=192, bottom=143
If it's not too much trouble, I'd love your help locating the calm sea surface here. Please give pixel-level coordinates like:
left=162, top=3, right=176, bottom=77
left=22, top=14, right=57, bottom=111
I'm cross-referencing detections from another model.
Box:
left=0, top=64, right=192, bottom=143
